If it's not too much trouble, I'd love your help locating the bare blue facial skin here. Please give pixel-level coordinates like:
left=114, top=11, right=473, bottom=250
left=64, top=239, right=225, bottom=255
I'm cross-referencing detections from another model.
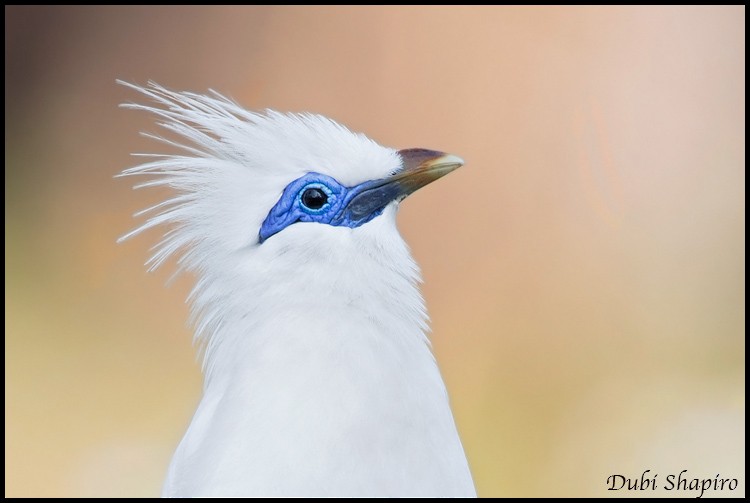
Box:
left=259, top=172, right=405, bottom=243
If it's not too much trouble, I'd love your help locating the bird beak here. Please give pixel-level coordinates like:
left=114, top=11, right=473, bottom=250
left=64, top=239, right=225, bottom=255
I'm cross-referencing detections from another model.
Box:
left=388, top=149, right=465, bottom=200
left=337, top=149, right=464, bottom=224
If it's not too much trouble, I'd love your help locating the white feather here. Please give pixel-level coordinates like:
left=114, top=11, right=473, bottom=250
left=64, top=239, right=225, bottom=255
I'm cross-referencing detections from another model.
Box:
left=118, top=81, right=476, bottom=497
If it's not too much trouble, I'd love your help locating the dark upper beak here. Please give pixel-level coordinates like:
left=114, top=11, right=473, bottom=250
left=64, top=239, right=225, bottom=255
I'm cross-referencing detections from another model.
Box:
left=334, top=149, right=464, bottom=225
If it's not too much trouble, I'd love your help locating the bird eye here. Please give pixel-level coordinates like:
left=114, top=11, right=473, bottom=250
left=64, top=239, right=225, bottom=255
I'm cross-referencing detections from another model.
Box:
left=300, top=186, right=330, bottom=212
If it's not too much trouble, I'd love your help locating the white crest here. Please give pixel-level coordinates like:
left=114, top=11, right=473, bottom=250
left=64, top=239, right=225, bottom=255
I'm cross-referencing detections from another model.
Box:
left=117, top=81, right=423, bottom=372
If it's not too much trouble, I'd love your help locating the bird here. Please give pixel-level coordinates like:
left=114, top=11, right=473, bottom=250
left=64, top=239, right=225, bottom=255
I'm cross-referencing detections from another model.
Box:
left=118, top=81, right=476, bottom=498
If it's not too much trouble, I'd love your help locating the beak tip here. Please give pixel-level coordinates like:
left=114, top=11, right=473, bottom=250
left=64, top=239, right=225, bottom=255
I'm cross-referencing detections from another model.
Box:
left=442, top=154, right=465, bottom=167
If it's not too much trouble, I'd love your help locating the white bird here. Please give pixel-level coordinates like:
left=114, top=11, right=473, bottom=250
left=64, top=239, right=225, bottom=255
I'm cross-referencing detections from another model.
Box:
left=118, top=81, right=476, bottom=498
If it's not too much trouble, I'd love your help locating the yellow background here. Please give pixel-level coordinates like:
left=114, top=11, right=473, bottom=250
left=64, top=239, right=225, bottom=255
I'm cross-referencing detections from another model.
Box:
left=5, top=6, right=744, bottom=497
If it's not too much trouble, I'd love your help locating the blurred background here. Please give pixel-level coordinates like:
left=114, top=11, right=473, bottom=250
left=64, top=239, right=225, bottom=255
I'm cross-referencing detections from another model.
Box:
left=5, top=6, right=744, bottom=497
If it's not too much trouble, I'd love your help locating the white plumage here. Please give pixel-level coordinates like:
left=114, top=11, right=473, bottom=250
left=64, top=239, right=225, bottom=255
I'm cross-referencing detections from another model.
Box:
left=119, top=81, right=475, bottom=497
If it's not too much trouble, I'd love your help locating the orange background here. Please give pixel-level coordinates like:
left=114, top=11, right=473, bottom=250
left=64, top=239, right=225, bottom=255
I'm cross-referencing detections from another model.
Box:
left=5, top=6, right=744, bottom=497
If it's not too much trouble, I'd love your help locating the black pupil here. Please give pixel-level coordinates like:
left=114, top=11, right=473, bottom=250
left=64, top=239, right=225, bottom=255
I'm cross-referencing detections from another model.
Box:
left=301, top=187, right=328, bottom=210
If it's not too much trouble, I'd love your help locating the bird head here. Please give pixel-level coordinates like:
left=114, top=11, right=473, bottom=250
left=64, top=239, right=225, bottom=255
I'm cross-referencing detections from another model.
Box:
left=118, top=82, right=463, bottom=366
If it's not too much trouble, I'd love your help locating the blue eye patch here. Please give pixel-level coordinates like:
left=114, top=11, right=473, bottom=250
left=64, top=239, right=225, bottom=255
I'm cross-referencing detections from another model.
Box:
left=258, top=172, right=390, bottom=243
